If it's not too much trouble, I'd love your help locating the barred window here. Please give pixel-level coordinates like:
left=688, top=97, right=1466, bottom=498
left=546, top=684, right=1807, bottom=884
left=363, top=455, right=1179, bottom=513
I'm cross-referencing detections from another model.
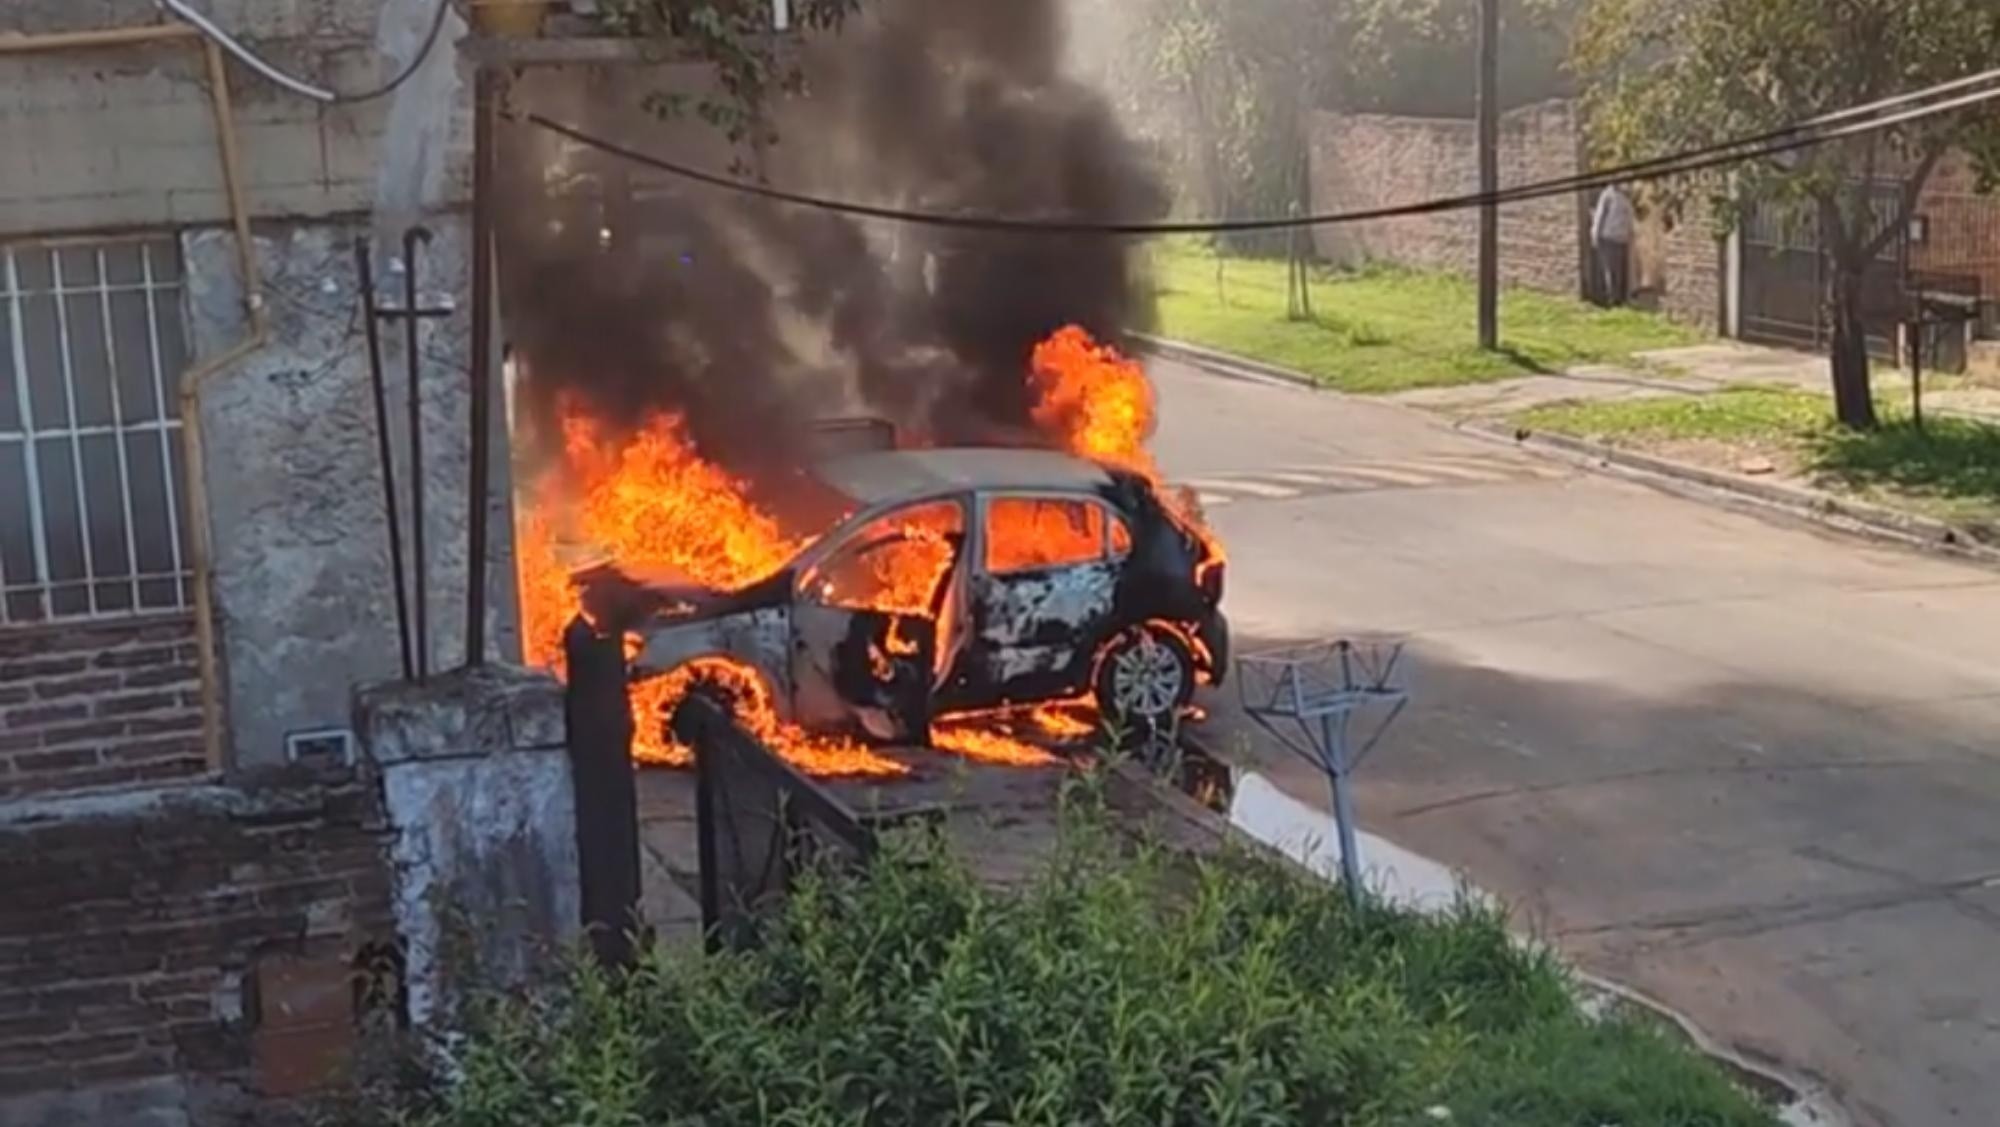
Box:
left=0, top=237, right=192, bottom=624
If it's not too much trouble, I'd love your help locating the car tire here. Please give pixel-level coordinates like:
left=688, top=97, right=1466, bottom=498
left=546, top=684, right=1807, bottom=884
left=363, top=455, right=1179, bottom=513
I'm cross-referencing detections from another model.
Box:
left=1093, top=625, right=1196, bottom=751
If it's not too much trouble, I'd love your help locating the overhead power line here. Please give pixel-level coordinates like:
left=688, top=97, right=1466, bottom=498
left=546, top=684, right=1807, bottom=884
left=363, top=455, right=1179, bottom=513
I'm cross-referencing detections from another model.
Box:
left=514, top=67, right=2000, bottom=235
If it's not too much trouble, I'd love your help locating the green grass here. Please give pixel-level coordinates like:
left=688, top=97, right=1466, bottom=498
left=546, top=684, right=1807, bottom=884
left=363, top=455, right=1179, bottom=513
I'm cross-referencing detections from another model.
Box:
left=1516, top=386, right=2000, bottom=533
left=1514, top=386, right=1833, bottom=445
left=343, top=790, right=1778, bottom=1127
left=1148, top=241, right=1701, bottom=394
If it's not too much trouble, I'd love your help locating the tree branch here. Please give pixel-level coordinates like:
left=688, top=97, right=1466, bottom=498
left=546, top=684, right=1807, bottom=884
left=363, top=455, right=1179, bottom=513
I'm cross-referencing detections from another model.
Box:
left=1863, top=142, right=1947, bottom=261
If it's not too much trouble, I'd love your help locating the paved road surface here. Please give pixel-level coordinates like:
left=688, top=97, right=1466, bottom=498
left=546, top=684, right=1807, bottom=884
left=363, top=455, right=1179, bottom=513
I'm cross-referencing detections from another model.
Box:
left=1150, top=356, right=2000, bottom=1127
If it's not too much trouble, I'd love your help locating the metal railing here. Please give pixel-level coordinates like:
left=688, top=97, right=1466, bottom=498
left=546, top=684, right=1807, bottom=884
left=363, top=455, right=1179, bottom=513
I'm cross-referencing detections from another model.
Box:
left=672, top=691, right=878, bottom=952
left=0, top=236, right=193, bottom=624
left=562, top=617, right=881, bottom=963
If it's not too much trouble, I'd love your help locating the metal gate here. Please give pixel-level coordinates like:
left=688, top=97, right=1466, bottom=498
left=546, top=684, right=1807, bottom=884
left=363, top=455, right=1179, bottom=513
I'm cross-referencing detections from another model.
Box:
left=1740, top=182, right=1908, bottom=361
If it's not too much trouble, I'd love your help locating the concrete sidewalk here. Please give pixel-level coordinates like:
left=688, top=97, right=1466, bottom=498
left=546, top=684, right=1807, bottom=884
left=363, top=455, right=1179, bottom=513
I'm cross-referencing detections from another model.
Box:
left=1388, top=340, right=2000, bottom=423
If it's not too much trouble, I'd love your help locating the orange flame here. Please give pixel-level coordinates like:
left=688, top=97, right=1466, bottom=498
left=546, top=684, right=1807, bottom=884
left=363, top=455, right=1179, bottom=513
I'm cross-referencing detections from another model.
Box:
left=634, top=657, right=908, bottom=778
left=1029, top=327, right=1226, bottom=577
left=1029, top=325, right=1160, bottom=479
left=513, top=327, right=1221, bottom=777
left=562, top=408, right=804, bottom=593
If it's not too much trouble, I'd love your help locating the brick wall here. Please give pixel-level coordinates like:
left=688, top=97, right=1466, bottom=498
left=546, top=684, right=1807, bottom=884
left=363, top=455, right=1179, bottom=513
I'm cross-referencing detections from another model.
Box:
left=1308, top=98, right=1725, bottom=331
left=1911, top=151, right=2000, bottom=335
left=1308, top=100, right=1589, bottom=298
left=1633, top=195, right=1723, bottom=331
left=0, top=774, right=396, bottom=1125
left=0, top=615, right=208, bottom=799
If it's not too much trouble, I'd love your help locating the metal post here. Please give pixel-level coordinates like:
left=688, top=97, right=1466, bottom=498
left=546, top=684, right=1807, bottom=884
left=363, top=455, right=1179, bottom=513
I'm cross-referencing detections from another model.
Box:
left=356, top=239, right=415, bottom=682
left=465, top=68, right=498, bottom=668
left=1475, top=0, right=1500, bottom=351
left=1320, top=711, right=1364, bottom=906
left=402, top=227, right=433, bottom=682
left=1911, top=309, right=1926, bottom=433
left=565, top=618, right=641, bottom=968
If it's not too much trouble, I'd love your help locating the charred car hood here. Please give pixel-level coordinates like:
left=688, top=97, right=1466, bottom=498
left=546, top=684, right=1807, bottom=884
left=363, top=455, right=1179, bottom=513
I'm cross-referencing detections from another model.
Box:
left=577, top=563, right=794, bottom=636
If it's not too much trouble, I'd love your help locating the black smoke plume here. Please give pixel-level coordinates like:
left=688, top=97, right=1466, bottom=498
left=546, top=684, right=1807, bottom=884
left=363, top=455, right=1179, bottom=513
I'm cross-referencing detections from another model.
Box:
left=497, top=0, right=1167, bottom=491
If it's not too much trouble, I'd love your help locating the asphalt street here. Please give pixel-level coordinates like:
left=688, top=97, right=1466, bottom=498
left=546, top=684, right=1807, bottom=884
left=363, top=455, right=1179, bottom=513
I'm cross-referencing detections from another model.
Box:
left=1150, top=355, right=2000, bottom=1127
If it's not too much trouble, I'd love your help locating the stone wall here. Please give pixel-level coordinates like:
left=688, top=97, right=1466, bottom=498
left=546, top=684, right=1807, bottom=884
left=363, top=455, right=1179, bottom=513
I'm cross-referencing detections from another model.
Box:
left=183, top=220, right=520, bottom=771
left=0, top=615, right=206, bottom=798
left=1308, top=100, right=1589, bottom=298
left=0, top=0, right=469, bottom=235
left=0, top=773, right=396, bottom=1126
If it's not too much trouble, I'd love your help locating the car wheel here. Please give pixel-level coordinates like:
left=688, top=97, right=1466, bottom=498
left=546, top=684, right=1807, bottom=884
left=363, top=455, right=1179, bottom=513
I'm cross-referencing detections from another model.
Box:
left=1094, top=625, right=1196, bottom=737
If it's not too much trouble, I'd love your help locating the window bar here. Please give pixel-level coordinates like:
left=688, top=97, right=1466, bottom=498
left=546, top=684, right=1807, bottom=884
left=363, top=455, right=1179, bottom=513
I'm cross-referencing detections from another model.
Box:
left=98, top=247, right=144, bottom=610
left=4, top=249, right=54, bottom=622
left=140, top=242, right=186, bottom=587
left=50, top=249, right=102, bottom=616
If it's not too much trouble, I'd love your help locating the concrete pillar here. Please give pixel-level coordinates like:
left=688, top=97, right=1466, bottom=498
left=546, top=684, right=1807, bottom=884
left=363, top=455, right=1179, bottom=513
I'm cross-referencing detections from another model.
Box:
left=353, top=664, right=580, bottom=1027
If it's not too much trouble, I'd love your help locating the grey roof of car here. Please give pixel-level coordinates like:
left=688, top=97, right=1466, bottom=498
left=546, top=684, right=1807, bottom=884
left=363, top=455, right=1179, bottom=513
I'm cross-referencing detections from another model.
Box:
left=812, top=447, right=1115, bottom=508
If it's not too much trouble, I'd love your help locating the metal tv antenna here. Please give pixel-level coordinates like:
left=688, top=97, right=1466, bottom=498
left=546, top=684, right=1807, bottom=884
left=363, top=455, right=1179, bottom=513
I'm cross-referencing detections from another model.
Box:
left=1237, top=639, right=1411, bottom=904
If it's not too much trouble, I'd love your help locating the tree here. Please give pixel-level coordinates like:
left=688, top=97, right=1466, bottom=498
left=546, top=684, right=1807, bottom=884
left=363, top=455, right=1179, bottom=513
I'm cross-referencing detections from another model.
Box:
left=1574, top=0, right=2000, bottom=430
left=595, top=0, right=862, bottom=165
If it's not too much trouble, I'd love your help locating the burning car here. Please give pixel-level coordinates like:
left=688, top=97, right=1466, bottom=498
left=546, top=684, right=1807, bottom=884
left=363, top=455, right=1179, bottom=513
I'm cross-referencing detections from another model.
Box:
left=583, top=445, right=1228, bottom=749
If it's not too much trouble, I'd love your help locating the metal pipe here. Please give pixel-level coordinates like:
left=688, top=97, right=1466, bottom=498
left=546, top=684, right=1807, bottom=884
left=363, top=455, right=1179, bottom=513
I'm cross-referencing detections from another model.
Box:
left=356, top=239, right=416, bottom=681
left=402, top=226, right=433, bottom=682
left=465, top=68, right=498, bottom=668
left=0, top=24, right=200, bottom=54
left=181, top=37, right=269, bottom=775
left=157, top=0, right=337, bottom=102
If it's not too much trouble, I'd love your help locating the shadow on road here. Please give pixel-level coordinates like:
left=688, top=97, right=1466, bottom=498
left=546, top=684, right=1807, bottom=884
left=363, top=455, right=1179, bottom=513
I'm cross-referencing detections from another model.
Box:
left=1197, top=630, right=2000, bottom=1127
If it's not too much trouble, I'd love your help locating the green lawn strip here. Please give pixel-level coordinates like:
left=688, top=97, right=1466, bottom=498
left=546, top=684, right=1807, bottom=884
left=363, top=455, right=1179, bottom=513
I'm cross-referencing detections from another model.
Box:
left=1147, top=241, right=1701, bottom=394
left=346, top=798, right=1780, bottom=1127
left=1516, top=385, right=2000, bottom=533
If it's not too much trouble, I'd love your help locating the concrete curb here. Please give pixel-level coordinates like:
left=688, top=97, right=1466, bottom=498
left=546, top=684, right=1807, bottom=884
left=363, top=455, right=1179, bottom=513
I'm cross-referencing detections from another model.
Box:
left=1142, top=332, right=2000, bottom=569
left=1464, top=421, right=2000, bottom=567
left=1130, top=333, right=1324, bottom=389
left=1176, top=729, right=1851, bottom=1127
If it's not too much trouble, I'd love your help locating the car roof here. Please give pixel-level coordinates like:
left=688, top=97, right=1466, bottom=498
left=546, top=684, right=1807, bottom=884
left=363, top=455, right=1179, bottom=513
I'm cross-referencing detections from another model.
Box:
left=812, top=447, right=1116, bottom=509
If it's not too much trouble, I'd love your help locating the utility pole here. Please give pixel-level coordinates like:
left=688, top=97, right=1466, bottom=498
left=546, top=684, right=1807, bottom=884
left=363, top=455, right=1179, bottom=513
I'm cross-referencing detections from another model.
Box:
left=1476, top=0, right=1500, bottom=350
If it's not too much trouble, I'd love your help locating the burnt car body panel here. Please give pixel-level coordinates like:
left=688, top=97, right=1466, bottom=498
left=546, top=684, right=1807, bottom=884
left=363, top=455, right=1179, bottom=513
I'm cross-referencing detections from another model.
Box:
left=620, top=447, right=1224, bottom=740
left=797, top=610, right=939, bottom=742
left=970, top=559, right=1118, bottom=682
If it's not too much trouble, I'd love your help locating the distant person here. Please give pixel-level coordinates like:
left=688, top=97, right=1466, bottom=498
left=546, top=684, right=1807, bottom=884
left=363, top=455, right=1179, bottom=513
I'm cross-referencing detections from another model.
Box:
left=1592, top=183, right=1635, bottom=307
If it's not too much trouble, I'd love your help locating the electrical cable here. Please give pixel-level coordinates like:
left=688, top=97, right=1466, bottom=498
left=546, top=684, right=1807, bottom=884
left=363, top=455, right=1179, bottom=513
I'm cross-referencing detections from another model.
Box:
left=514, top=69, right=2000, bottom=236
left=156, top=0, right=452, bottom=105
left=1561, top=63, right=2000, bottom=188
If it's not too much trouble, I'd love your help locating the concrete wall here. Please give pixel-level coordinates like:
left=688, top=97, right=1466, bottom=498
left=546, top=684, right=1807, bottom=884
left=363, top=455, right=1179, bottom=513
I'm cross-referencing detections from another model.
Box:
left=183, top=220, right=520, bottom=771
left=1308, top=100, right=1588, bottom=298
left=0, top=0, right=470, bottom=236
left=353, top=665, right=579, bottom=1027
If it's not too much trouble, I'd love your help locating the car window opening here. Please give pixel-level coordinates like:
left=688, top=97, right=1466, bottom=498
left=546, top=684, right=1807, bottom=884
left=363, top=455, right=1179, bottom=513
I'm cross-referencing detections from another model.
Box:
left=987, top=497, right=1108, bottom=574
left=807, top=500, right=964, bottom=616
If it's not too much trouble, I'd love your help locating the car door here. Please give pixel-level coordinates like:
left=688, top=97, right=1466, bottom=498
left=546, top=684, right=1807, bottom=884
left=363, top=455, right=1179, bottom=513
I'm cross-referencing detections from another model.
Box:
left=960, top=493, right=1123, bottom=705
left=790, top=498, right=968, bottom=743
